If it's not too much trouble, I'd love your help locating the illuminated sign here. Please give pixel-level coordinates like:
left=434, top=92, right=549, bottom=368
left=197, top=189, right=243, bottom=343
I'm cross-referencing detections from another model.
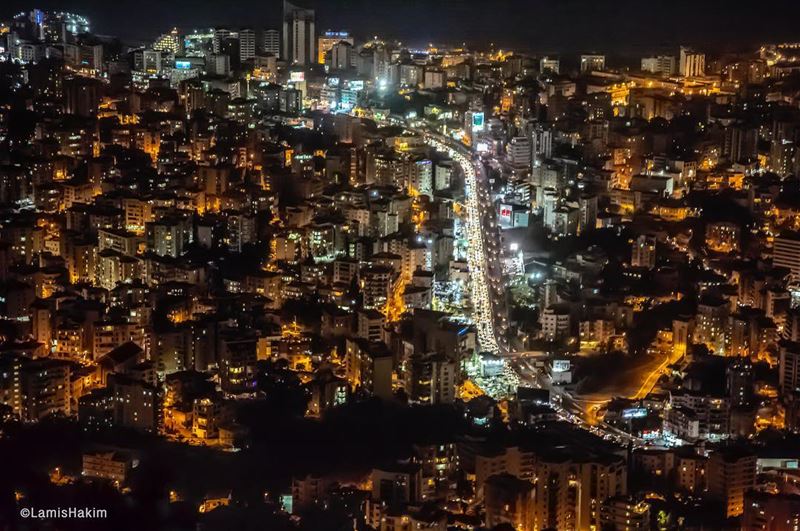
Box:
left=622, top=407, right=648, bottom=419
left=471, top=112, right=485, bottom=131
left=327, top=76, right=340, bottom=87
left=347, top=79, right=364, bottom=91
left=281, top=494, right=293, bottom=514
left=290, top=71, right=305, bottom=82
left=499, top=204, right=513, bottom=225
left=175, top=60, right=192, bottom=70
left=552, top=360, right=570, bottom=373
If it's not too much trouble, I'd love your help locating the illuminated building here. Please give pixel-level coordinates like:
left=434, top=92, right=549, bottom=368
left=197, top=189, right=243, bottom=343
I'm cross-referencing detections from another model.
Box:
left=238, top=28, right=256, bottom=61
left=508, top=136, right=531, bottom=169
left=344, top=337, right=392, bottom=399
left=192, top=397, right=223, bottom=439
left=406, top=353, right=457, bottom=405
left=317, top=30, right=352, bottom=64
left=580, top=53, right=605, bottom=72
left=356, top=309, right=384, bottom=342
left=707, top=447, right=756, bottom=517
left=423, top=69, right=445, bottom=89
left=742, top=491, right=800, bottom=531
left=153, top=27, right=181, bottom=55
left=679, top=46, right=705, bottom=77
left=0, top=354, right=23, bottom=417
left=773, top=232, right=800, bottom=281
left=218, top=333, right=258, bottom=394
left=18, top=359, right=72, bottom=421
left=82, top=451, right=135, bottom=484
left=532, top=451, right=627, bottom=530
left=133, top=49, right=163, bottom=74
left=539, top=56, right=559, bottom=73
left=770, top=139, right=799, bottom=177
left=306, top=369, right=348, bottom=418
left=705, top=221, right=740, bottom=253
left=599, top=496, right=650, bottom=531
left=146, top=215, right=193, bottom=258
left=540, top=306, right=571, bottom=341
left=183, top=29, right=213, bottom=57
left=359, top=264, right=394, bottom=309
left=212, top=28, right=231, bottom=54
left=484, top=474, right=534, bottom=531
left=631, top=234, right=657, bottom=269
left=92, top=320, right=146, bottom=359
left=667, top=391, right=730, bottom=441
left=641, top=55, right=676, bottom=76
left=780, top=341, right=800, bottom=395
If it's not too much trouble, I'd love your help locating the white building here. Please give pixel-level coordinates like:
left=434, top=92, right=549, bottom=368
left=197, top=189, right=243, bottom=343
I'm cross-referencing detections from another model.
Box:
left=679, top=46, right=705, bottom=77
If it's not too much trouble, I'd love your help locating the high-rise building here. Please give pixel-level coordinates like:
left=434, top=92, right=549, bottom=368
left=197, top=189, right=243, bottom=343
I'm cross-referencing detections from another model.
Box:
left=773, top=231, right=800, bottom=281
left=531, top=124, right=553, bottom=162
left=707, top=447, right=756, bottom=518
left=679, top=46, right=705, bottom=77
left=770, top=139, right=798, bottom=176
left=183, top=29, right=214, bottom=57
left=508, top=136, right=532, bottom=169
left=742, top=491, right=800, bottom=531
left=328, top=41, right=353, bottom=71
left=317, top=30, right=352, bottom=64
left=780, top=341, right=800, bottom=395
left=134, top=49, right=163, bottom=74
left=238, top=28, right=256, bottom=61
left=263, top=29, right=280, bottom=55
left=153, top=27, right=181, bottom=55
left=212, top=28, right=232, bottom=54
left=484, top=474, right=534, bottom=531
left=64, top=76, right=100, bottom=117
left=532, top=452, right=627, bottom=530
left=283, top=1, right=315, bottom=65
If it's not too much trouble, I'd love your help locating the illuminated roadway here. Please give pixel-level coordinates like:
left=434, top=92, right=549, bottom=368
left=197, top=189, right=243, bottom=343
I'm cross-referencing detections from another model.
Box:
left=422, top=132, right=506, bottom=354
left=421, top=130, right=648, bottom=445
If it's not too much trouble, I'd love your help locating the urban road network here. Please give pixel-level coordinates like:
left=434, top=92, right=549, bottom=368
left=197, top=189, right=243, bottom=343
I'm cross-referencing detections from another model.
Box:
left=423, top=128, right=643, bottom=447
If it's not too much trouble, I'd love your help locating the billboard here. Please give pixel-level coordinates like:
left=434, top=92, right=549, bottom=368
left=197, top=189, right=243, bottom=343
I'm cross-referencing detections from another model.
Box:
left=289, top=71, right=305, bottom=83
left=552, top=359, right=571, bottom=373
left=175, top=60, right=192, bottom=70
left=471, top=112, right=485, bottom=132
left=622, top=407, right=648, bottom=419
left=347, top=79, right=365, bottom=91
left=499, top=204, right=513, bottom=226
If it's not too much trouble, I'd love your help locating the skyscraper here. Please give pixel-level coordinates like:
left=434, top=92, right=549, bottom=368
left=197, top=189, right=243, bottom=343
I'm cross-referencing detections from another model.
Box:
left=238, top=28, right=256, bottom=61
left=263, top=29, right=280, bottom=56
left=317, top=30, right=352, bottom=64
left=282, top=1, right=315, bottom=65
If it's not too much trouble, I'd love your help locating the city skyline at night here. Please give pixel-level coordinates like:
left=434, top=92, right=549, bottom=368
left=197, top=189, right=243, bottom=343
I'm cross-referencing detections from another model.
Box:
left=1, top=2, right=800, bottom=530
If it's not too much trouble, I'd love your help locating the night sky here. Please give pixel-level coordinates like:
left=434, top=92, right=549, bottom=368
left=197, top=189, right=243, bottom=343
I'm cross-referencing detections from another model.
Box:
left=3, top=0, right=800, bottom=55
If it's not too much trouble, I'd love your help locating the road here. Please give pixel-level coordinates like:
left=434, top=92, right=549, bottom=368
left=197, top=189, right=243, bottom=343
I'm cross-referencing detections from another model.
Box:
left=423, top=132, right=507, bottom=354
left=513, top=356, right=644, bottom=446
left=421, top=128, right=645, bottom=446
